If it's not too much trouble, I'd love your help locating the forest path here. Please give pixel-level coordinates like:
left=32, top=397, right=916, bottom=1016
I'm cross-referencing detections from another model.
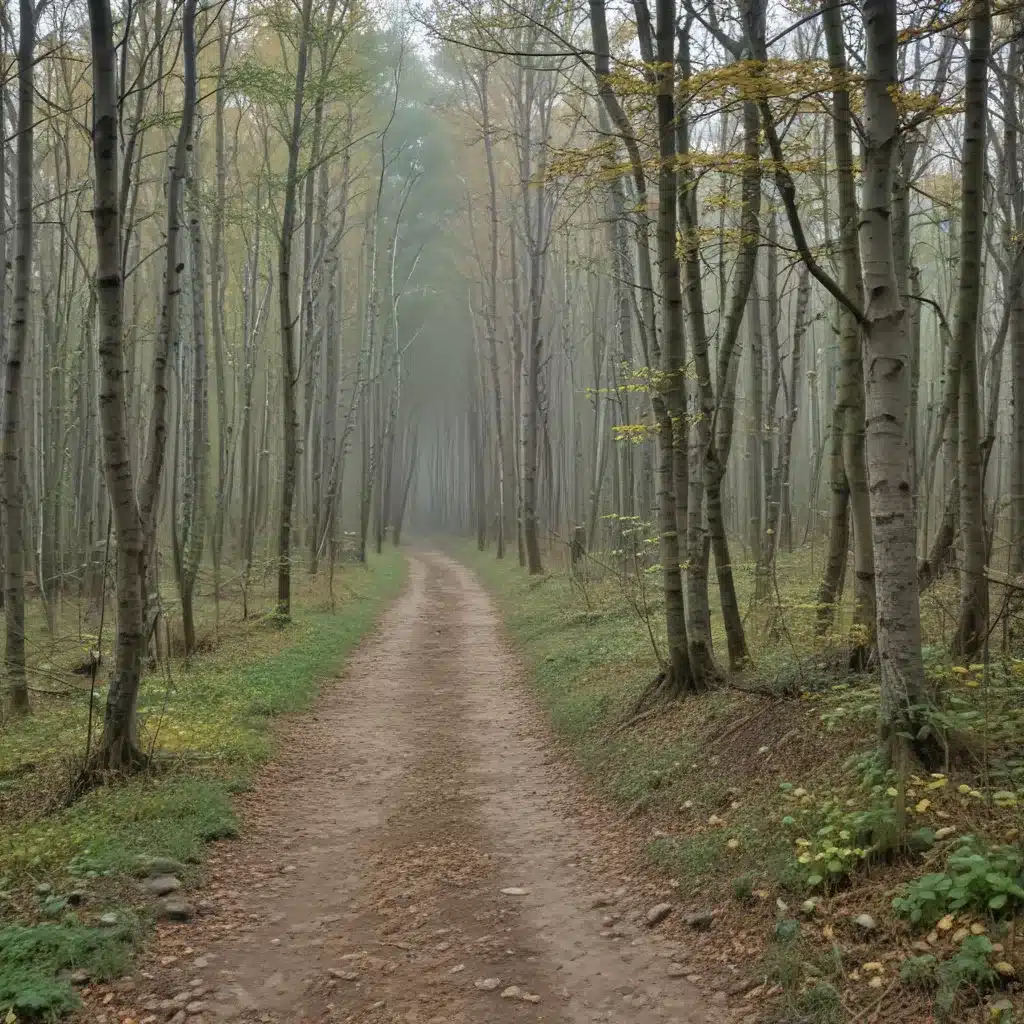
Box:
left=136, top=552, right=726, bottom=1024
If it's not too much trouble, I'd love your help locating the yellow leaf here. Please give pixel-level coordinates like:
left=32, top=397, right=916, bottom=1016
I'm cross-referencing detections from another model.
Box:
left=937, top=914, right=955, bottom=931
left=926, top=777, right=948, bottom=790
left=862, top=962, right=884, bottom=973
left=995, top=961, right=1015, bottom=977
left=915, top=798, right=931, bottom=813
left=823, top=923, right=835, bottom=939
left=6, top=1011, right=17, bottom=1024
left=971, top=923, right=987, bottom=935
left=886, top=787, right=898, bottom=797
left=868, top=976, right=884, bottom=989
left=959, top=784, right=971, bottom=794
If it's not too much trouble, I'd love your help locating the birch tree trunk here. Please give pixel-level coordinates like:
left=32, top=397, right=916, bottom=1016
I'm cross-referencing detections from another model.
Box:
left=859, top=0, right=933, bottom=766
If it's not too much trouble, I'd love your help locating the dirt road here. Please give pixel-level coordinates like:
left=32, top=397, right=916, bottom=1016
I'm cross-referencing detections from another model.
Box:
left=133, top=553, right=726, bottom=1024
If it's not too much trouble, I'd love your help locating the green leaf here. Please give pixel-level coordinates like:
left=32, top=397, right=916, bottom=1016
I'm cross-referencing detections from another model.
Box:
left=826, top=859, right=844, bottom=874
left=989, top=893, right=1008, bottom=909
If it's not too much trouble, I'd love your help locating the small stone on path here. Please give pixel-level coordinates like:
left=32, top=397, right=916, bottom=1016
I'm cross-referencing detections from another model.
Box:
left=474, top=978, right=501, bottom=992
left=144, top=875, right=181, bottom=897
left=666, top=963, right=687, bottom=978
left=500, top=985, right=539, bottom=1003
left=327, top=969, right=358, bottom=981
left=159, top=899, right=194, bottom=921
left=135, top=856, right=188, bottom=877
left=682, top=910, right=714, bottom=930
left=645, top=903, right=673, bottom=927
left=500, top=887, right=528, bottom=896
left=852, top=913, right=876, bottom=932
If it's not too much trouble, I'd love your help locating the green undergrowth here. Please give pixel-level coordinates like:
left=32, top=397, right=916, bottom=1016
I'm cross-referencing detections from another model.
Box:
left=0, top=550, right=405, bottom=1020
left=0, top=921, right=138, bottom=1019
left=464, top=542, right=1024, bottom=1022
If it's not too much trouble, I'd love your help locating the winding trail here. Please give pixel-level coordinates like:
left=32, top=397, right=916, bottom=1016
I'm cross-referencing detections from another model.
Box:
left=131, top=553, right=727, bottom=1024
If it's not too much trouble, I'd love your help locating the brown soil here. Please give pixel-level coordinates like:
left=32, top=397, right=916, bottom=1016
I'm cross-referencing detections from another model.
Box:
left=94, top=553, right=746, bottom=1024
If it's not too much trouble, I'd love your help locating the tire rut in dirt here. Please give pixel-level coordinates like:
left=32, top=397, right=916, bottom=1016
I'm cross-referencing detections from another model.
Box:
left=331, top=555, right=555, bottom=1022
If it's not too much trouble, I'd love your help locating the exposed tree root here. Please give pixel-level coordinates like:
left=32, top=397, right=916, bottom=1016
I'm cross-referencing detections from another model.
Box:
left=616, top=668, right=700, bottom=731
left=626, top=670, right=672, bottom=721
left=64, top=743, right=152, bottom=806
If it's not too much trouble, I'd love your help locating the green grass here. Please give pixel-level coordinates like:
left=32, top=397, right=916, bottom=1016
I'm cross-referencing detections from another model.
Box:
left=0, top=921, right=138, bottom=1018
left=0, top=549, right=405, bottom=1019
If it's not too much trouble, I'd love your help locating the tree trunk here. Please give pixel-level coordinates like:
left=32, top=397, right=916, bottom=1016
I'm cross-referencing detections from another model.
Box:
left=478, top=64, right=508, bottom=560
left=762, top=267, right=810, bottom=583
left=276, top=0, right=314, bottom=616
left=818, top=0, right=875, bottom=647
left=746, top=273, right=764, bottom=561
left=4, top=0, right=37, bottom=715
left=859, top=0, right=934, bottom=767
left=1008, top=30, right=1024, bottom=576
left=85, top=0, right=166, bottom=769
left=654, top=0, right=701, bottom=692
left=178, top=154, right=209, bottom=656
left=953, top=0, right=991, bottom=657
left=677, top=16, right=757, bottom=669
left=208, top=9, right=233, bottom=618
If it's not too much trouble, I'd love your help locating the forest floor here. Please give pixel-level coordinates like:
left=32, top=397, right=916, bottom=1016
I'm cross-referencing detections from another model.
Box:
left=75, top=552, right=738, bottom=1024
left=461, top=542, right=1024, bottom=1024
left=0, top=552, right=405, bottom=1021
left=6, top=545, right=1024, bottom=1024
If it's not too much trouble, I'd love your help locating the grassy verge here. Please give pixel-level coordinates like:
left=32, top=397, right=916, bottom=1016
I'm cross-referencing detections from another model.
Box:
left=0, top=550, right=405, bottom=1020
left=464, top=543, right=1024, bottom=1023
